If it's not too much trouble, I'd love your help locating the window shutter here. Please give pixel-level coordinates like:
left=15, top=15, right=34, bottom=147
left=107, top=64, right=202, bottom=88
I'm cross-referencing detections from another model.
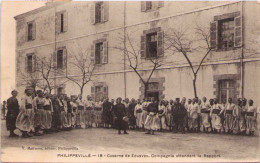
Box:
left=53, top=52, right=57, bottom=69
left=141, top=2, right=146, bottom=12
left=103, top=2, right=109, bottom=22
left=63, top=11, right=68, bottom=32
left=90, top=3, right=95, bottom=24
left=91, top=44, right=95, bottom=64
left=157, top=31, right=164, bottom=57
left=32, top=21, right=36, bottom=40
left=140, top=35, right=146, bottom=58
left=25, top=56, right=28, bottom=72
left=91, top=86, right=95, bottom=100
left=210, top=21, right=218, bottom=50
left=63, top=48, right=67, bottom=69
left=102, top=41, right=108, bottom=64
left=55, top=12, right=61, bottom=34
left=32, top=54, right=36, bottom=72
left=25, top=24, right=29, bottom=41
left=103, top=85, right=108, bottom=98
left=234, top=16, right=242, bottom=47
left=158, top=1, right=164, bottom=8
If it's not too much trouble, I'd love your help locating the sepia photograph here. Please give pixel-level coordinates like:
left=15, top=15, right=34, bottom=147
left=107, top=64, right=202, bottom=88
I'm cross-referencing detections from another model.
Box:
left=0, top=0, right=260, bottom=162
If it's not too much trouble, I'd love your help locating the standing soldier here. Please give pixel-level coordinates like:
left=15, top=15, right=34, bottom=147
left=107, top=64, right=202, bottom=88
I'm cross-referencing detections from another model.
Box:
left=186, top=99, right=192, bottom=131
left=233, top=98, right=242, bottom=135
left=210, top=98, right=224, bottom=133
left=110, top=99, right=116, bottom=128
left=70, top=97, right=78, bottom=128
left=239, top=98, right=247, bottom=135
left=141, top=98, right=149, bottom=130
left=51, top=94, right=60, bottom=132
left=166, top=100, right=173, bottom=131
left=16, top=86, right=35, bottom=138
left=84, top=95, right=92, bottom=128
left=144, top=97, right=159, bottom=135
left=158, top=100, right=167, bottom=132
left=43, top=93, right=53, bottom=134
left=134, top=99, right=143, bottom=130
left=76, top=94, right=85, bottom=128
left=246, top=99, right=257, bottom=136
left=66, top=97, right=72, bottom=129
left=33, top=90, right=45, bottom=136
left=189, top=98, right=199, bottom=132
left=200, top=97, right=211, bottom=133
left=128, top=98, right=137, bottom=130
left=224, top=98, right=235, bottom=134
left=102, top=97, right=112, bottom=128
left=113, top=97, right=128, bottom=134
left=57, top=95, right=66, bottom=130
left=6, top=90, right=19, bottom=137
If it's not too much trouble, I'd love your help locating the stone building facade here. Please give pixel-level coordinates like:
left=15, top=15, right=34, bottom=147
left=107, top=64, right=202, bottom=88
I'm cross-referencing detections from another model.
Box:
left=15, top=1, right=260, bottom=105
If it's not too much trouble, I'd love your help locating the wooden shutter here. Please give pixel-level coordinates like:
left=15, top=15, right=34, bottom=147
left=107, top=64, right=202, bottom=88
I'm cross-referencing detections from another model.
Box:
left=90, top=3, right=95, bottom=24
left=91, top=86, right=95, bottom=100
left=103, top=2, right=109, bottom=22
left=140, top=35, right=146, bottom=58
left=141, top=1, right=146, bottom=12
left=63, top=11, right=68, bottom=32
left=55, top=12, right=61, bottom=34
left=32, top=54, right=36, bottom=72
left=102, top=41, right=108, bottom=64
left=91, top=44, right=95, bottom=64
left=25, top=23, right=29, bottom=41
left=63, top=48, right=67, bottom=69
left=158, top=1, right=164, bottom=8
left=32, top=21, right=36, bottom=40
left=25, top=56, right=28, bottom=72
left=53, top=51, right=57, bottom=69
left=210, top=21, right=218, bottom=50
left=234, top=16, right=242, bottom=47
left=103, top=85, right=108, bottom=98
left=157, top=31, right=164, bottom=57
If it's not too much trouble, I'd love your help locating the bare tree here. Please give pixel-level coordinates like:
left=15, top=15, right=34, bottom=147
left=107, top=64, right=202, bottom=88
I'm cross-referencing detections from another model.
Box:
left=66, top=45, right=96, bottom=96
left=112, top=31, right=170, bottom=98
left=164, top=25, right=212, bottom=98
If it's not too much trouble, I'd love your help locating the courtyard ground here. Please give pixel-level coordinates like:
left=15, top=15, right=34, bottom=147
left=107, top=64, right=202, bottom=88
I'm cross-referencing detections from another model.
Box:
left=1, top=120, right=259, bottom=162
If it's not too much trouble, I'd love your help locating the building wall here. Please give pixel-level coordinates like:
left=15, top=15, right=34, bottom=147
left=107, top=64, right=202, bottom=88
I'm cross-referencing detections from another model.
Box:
left=15, top=2, right=260, bottom=106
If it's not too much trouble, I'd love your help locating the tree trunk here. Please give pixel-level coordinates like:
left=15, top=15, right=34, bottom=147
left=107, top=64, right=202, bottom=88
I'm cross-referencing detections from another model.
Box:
left=80, top=87, right=84, bottom=97
left=193, top=75, right=198, bottom=98
left=144, top=83, right=148, bottom=99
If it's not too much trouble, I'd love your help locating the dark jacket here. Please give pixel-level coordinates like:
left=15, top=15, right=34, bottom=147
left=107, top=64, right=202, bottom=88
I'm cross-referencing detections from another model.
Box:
left=113, top=103, right=126, bottom=119
left=172, top=103, right=187, bottom=118
left=6, top=96, right=19, bottom=131
left=147, top=102, right=158, bottom=113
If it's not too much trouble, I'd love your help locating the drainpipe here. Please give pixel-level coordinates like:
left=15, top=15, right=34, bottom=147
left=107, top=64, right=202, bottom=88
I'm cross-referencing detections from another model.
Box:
left=123, top=1, right=127, bottom=99
left=240, top=0, right=244, bottom=98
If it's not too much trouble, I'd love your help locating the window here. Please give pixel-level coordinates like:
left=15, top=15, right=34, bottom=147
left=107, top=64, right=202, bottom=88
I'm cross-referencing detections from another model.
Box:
left=91, top=84, right=108, bottom=102
left=141, top=1, right=164, bottom=12
left=57, top=50, right=63, bottom=69
left=56, top=11, right=67, bottom=34
left=60, top=13, right=64, bottom=33
left=95, top=2, right=103, bottom=24
left=27, top=55, right=33, bottom=73
left=218, top=18, right=235, bottom=50
left=146, top=1, right=152, bottom=10
left=219, top=80, right=235, bottom=104
left=147, top=33, right=158, bottom=58
left=95, top=42, right=103, bottom=64
left=28, top=23, right=33, bottom=41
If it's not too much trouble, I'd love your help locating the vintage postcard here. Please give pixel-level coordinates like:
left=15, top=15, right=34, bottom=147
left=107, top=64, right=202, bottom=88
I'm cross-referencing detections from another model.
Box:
left=1, top=0, right=260, bottom=162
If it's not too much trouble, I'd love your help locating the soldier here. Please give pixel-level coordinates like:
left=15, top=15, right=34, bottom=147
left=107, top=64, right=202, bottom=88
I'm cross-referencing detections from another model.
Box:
left=70, top=96, right=78, bottom=128
left=232, top=98, right=242, bottom=135
left=224, top=98, right=236, bottom=134
left=16, top=86, right=35, bottom=138
left=33, top=90, right=45, bottom=136
left=144, top=97, right=159, bottom=135
left=141, top=98, right=150, bottom=130
left=239, top=98, right=247, bottom=135
left=158, top=100, right=167, bottom=131
left=76, top=94, right=85, bottom=128
left=246, top=99, right=257, bottom=136
left=66, top=97, right=72, bottom=129
left=51, top=94, right=60, bottom=132
left=43, top=93, right=53, bottom=134
left=113, top=97, right=128, bottom=134
left=210, top=98, right=224, bottom=133
left=84, top=95, right=93, bottom=128
left=200, top=97, right=211, bottom=133
left=102, top=97, right=112, bottom=128
left=172, top=98, right=186, bottom=134
left=128, top=98, right=137, bottom=130
left=57, top=94, right=67, bottom=130
left=134, top=99, right=143, bottom=130
left=6, top=90, right=19, bottom=137
left=189, top=98, right=199, bottom=132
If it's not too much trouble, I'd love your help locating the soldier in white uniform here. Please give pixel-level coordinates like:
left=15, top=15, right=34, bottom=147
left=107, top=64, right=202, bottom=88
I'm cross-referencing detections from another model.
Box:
left=224, top=98, right=236, bottom=134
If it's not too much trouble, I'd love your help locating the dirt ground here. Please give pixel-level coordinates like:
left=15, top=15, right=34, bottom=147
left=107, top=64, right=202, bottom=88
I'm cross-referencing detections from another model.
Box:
left=1, top=120, right=259, bottom=162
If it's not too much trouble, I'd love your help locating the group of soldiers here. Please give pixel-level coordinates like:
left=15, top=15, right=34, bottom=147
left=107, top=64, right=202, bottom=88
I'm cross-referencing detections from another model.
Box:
left=4, top=86, right=258, bottom=138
